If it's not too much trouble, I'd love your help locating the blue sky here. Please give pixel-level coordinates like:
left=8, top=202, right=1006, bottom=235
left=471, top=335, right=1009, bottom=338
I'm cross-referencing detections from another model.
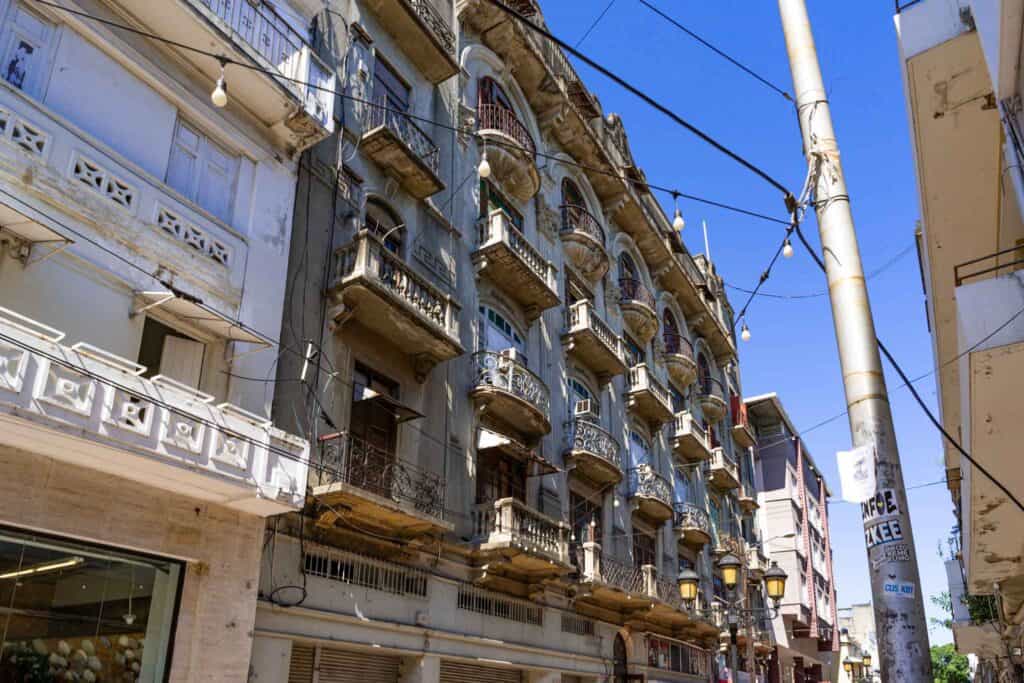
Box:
left=540, top=0, right=955, bottom=644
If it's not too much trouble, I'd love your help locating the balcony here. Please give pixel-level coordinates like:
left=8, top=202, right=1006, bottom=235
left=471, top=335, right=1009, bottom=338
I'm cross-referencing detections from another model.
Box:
left=737, top=482, right=759, bottom=513
left=360, top=96, right=444, bottom=199
left=697, top=377, right=728, bottom=423
left=329, top=231, right=462, bottom=381
left=661, top=333, right=698, bottom=388
left=560, top=204, right=609, bottom=282
left=471, top=351, right=551, bottom=439
left=472, top=497, right=571, bottom=579
left=562, top=301, right=626, bottom=381
left=564, top=418, right=623, bottom=486
left=0, top=86, right=246, bottom=309
left=477, top=104, right=540, bottom=201
left=746, top=546, right=769, bottom=580
left=670, top=411, right=712, bottom=463
left=364, top=0, right=458, bottom=83
left=0, top=308, right=307, bottom=516
left=730, top=397, right=756, bottom=449
left=575, top=548, right=687, bottom=625
left=618, top=278, right=659, bottom=343
left=713, top=533, right=745, bottom=560
left=674, top=502, right=712, bottom=549
left=625, top=364, right=674, bottom=427
left=312, top=431, right=451, bottom=538
left=628, top=465, right=674, bottom=524
left=708, top=448, right=740, bottom=490
left=474, top=209, right=559, bottom=323
left=119, top=0, right=333, bottom=153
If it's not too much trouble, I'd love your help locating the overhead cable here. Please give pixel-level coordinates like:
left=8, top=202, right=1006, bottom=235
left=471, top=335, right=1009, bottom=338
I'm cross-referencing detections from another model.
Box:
left=636, top=0, right=793, bottom=101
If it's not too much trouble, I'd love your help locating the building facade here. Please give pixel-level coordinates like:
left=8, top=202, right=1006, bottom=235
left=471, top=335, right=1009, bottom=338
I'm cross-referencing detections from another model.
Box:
left=0, top=0, right=325, bottom=679
left=835, top=604, right=878, bottom=683
left=250, top=0, right=779, bottom=681
left=894, top=1, right=1024, bottom=678
left=746, top=394, right=839, bottom=683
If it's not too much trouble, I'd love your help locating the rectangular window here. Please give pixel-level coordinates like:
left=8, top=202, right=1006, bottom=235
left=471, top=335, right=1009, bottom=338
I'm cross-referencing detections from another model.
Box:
left=166, top=119, right=239, bottom=223
left=476, top=450, right=526, bottom=504
left=624, top=334, right=645, bottom=367
left=373, top=57, right=410, bottom=112
left=632, top=530, right=656, bottom=568
left=0, top=526, right=182, bottom=681
left=137, top=317, right=206, bottom=389
left=0, top=2, right=54, bottom=98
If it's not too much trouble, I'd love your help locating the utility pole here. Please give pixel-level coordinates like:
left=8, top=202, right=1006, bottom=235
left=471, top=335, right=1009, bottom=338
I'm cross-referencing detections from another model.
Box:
left=777, top=1, right=933, bottom=680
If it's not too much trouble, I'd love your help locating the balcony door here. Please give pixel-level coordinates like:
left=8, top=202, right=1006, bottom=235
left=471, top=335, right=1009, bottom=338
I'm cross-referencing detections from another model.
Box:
left=350, top=364, right=400, bottom=497
left=479, top=305, right=526, bottom=362
left=476, top=450, right=526, bottom=505
left=632, top=528, right=656, bottom=569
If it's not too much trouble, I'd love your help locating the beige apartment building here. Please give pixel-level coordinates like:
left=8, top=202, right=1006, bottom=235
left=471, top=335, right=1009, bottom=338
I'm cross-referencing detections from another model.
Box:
left=746, top=395, right=839, bottom=683
left=895, top=1, right=1024, bottom=678
left=250, top=0, right=781, bottom=681
left=0, top=0, right=324, bottom=679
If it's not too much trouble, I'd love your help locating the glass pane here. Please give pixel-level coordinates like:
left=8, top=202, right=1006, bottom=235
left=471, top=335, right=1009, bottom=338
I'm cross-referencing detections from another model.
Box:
left=0, top=528, right=181, bottom=682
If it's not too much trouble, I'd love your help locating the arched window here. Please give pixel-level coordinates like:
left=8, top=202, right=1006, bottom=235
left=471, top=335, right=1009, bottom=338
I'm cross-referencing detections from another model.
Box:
left=697, top=352, right=713, bottom=395
left=365, top=198, right=403, bottom=254
left=663, top=309, right=680, bottom=354
left=613, top=635, right=628, bottom=683
left=478, top=305, right=526, bottom=361
left=569, top=377, right=599, bottom=418
left=478, top=76, right=514, bottom=110
left=562, top=177, right=584, bottom=207
left=618, top=251, right=639, bottom=282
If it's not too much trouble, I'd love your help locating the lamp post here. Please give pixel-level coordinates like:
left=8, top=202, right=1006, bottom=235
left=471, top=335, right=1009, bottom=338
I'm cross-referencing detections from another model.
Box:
left=678, top=556, right=787, bottom=681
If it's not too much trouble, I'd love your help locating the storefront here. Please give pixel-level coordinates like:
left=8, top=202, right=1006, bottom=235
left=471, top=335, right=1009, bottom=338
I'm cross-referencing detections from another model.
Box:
left=0, top=526, right=183, bottom=682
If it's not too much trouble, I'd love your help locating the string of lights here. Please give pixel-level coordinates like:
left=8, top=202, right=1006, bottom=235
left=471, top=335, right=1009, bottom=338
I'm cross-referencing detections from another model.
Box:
left=482, top=0, right=795, bottom=198
left=636, top=0, right=794, bottom=102
left=25, top=0, right=791, bottom=229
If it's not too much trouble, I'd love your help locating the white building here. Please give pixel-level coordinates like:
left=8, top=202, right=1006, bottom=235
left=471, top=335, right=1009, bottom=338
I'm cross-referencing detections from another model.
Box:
left=0, top=0, right=324, bottom=678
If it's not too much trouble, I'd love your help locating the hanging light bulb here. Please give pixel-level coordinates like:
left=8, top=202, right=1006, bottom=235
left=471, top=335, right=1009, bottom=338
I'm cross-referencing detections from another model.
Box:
left=211, top=61, right=228, bottom=108
left=741, top=322, right=752, bottom=342
left=782, top=238, right=794, bottom=259
left=478, top=140, right=491, bottom=178
left=672, top=192, right=685, bottom=231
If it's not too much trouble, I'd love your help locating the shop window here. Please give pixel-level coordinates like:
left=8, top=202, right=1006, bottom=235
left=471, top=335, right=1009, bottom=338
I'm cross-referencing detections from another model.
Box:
left=0, top=526, right=182, bottom=681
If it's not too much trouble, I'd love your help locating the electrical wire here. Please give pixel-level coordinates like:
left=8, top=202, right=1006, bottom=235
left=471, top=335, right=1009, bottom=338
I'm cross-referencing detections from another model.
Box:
left=481, top=0, right=794, bottom=197
left=25, top=0, right=791, bottom=228
left=635, top=0, right=793, bottom=102
left=575, top=0, right=617, bottom=48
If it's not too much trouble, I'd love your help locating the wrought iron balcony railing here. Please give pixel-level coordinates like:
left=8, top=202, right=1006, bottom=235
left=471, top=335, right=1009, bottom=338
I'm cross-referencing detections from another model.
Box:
left=477, top=103, right=536, bottom=157
left=472, top=350, right=551, bottom=415
left=674, top=502, right=711, bottom=535
left=598, top=554, right=647, bottom=594
left=560, top=204, right=605, bottom=245
left=566, top=418, right=621, bottom=471
left=663, top=332, right=694, bottom=359
left=316, top=431, right=445, bottom=520
left=628, top=466, right=673, bottom=508
left=363, top=94, right=441, bottom=176
left=618, top=277, right=656, bottom=309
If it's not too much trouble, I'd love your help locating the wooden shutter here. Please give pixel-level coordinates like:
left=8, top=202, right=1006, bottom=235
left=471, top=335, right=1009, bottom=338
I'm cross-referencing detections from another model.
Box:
left=159, top=335, right=204, bottom=389
left=287, top=643, right=315, bottom=683
left=440, top=661, right=523, bottom=683
left=317, top=647, right=400, bottom=683
left=197, top=137, right=237, bottom=222
left=166, top=119, right=200, bottom=200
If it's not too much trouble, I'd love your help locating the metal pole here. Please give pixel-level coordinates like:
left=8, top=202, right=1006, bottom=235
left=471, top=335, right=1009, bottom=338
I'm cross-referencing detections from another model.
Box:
left=777, top=0, right=932, bottom=680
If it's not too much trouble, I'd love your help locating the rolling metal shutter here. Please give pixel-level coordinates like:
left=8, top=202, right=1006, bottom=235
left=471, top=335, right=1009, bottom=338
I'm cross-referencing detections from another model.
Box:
left=287, top=644, right=315, bottom=683
left=287, top=643, right=400, bottom=683
left=440, top=661, right=523, bottom=683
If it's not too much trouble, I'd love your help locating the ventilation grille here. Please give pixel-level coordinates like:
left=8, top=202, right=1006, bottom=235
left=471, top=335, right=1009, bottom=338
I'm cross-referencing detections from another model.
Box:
left=561, top=613, right=595, bottom=636
left=303, top=546, right=428, bottom=599
left=457, top=584, right=543, bottom=626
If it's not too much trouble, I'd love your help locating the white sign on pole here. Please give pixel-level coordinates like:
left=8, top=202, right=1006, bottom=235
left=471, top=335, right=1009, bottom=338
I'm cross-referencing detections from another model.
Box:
left=837, top=444, right=877, bottom=503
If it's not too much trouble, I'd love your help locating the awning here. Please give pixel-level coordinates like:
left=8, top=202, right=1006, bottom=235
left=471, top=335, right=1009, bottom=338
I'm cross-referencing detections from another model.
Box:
left=132, top=290, right=272, bottom=347
left=477, top=427, right=560, bottom=476
left=0, top=203, right=72, bottom=265
left=353, top=390, right=424, bottom=424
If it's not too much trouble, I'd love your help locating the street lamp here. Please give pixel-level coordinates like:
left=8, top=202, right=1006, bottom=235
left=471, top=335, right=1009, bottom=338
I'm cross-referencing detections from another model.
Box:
left=678, top=568, right=700, bottom=607
left=718, top=553, right=742, bottom=590
left=843, top=659, right=853, bottom=674
left=764, top=561, right=788, bottom=607
left=862, top=653, right=872, bottom=669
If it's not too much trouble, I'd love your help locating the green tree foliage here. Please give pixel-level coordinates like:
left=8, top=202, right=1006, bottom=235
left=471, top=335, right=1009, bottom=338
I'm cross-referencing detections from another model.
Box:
left=931, top=644, right=971, bottom=683
left=930, top=591, right=952, bottom=631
